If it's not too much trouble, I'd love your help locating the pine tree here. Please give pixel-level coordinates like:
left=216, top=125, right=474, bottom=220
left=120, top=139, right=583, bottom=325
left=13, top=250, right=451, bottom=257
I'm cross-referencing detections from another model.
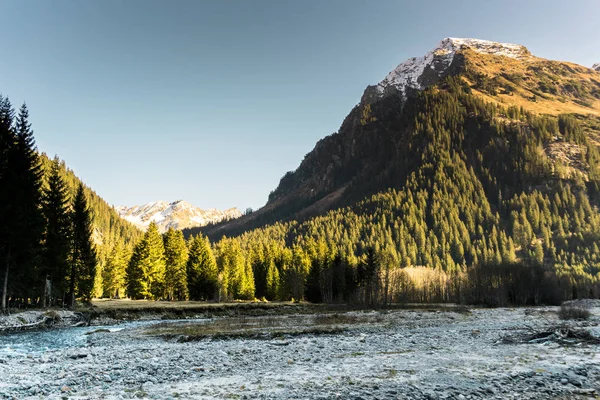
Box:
left=145, top=222, right=166, bottom=299
left=126, top=240, right=146, bottom=299
left=305, top=260, right=322, bottom=303
left=0, top=102, right=44, bottom=309
left=265, top=260, right=280, bottom=300
left=70, top=183, right=97, bottom=305
left=102, top=242, right=128, bottom=298
left=0, top=96, right=15, bottom=310
left=187, top=234, right=218, bottom=300
left=163, top=228, right=189, bottom=300
left=42, top=156, right=72, bottom=305
left=242, top=257, right=256, bottom=300
left=126, top=222, right=165, bottom=300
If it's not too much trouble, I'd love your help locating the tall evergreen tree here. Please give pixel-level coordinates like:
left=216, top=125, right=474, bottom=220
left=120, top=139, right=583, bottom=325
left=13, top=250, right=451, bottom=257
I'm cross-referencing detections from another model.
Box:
left=187, top=234, right=218, bottom=300
left=126, top=240, right=146, bottom=299
left=265, top=260, right=280, bottom=300
left=305, top=260, right=322, bottom=303
left=0, top=96, right=15, bottom=310
left=102, top=242, right=128, bottom=299
left=0, top=102, right=44, bottom=309
left=125, top=222, right=165, bottom=300
left=145, top=222, right=166, bottom=299
left=163, top=228, right=189, bottom=300
left=42, top=156, right=72, bottom=305
left=70, top=183, right=97, bottom=305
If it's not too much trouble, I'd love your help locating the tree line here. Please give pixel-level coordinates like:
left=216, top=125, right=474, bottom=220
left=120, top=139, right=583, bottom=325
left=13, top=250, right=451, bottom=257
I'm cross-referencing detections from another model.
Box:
left=0, top=96, right=97, bottom=310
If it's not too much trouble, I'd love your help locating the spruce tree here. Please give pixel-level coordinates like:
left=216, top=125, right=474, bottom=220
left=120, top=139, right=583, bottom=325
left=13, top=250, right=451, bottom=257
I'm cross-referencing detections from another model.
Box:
left=126, top=222, right=165, bottom=300
left=103, top=242, right=128, bottom=298
left=126, top=240, right=146, bottom=299
left=187, top=234, right=218, bottom=300
left=265, top=260, right=280, bottom=300
left=305, top=260, right=322, bottom=303
left=0, top=102, right=44, bottom=309
left=163, top=228, right=188, bottom=300
left=241, top=258, right=255, bottom=300
left=13, top=104, right=45, bottom=293
left=42, top=156, right=72, bottom=305
left=145, top=222, right=166, bottom=299
left=70, top=183, right=97, bottom=305
left=0, top=96, right=15, bottom=310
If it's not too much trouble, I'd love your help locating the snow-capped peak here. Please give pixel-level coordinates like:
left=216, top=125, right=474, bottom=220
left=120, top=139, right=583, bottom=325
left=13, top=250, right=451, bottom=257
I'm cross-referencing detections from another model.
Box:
left=363, top=37, right=530, bottom=103
left=593, top=63, right=600, bottom=72
left=116, top=200, right=241, bottom=233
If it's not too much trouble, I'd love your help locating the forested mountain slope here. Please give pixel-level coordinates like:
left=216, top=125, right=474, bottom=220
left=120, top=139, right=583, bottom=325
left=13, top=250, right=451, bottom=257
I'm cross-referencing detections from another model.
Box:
left=38, top=154, right=143, bottom=296
left=183, top=38, right=600, bottom=304
left=199, top=38, right=600, bottom=238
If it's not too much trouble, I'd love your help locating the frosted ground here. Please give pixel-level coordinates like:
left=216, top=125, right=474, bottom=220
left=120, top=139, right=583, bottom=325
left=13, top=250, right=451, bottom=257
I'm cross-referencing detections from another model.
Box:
left=0, top=304, right=599, bottom=399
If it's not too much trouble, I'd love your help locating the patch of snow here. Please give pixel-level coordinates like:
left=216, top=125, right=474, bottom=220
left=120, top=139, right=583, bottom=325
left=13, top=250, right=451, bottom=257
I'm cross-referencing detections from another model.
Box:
left=593, top=63, right=600, bottom=72
left=372, top=37, right=530, bottom=101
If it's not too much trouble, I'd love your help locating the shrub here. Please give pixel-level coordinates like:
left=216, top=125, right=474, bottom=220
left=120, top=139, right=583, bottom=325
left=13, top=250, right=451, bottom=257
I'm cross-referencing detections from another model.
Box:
left=558, top=304, right=591, bottom=320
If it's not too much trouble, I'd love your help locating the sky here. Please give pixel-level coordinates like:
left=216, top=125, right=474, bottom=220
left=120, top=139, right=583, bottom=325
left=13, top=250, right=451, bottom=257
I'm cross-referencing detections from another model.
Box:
left=0, top=0, right=599, bottom=211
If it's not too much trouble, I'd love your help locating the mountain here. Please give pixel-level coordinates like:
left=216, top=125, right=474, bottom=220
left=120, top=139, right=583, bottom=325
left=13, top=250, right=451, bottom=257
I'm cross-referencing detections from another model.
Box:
left=197, top=37, right=600, bottom=239
left=594, top=63, right=600, bottom=72
left=178, top=37, right=600, bottom=304
left=117, top=200, right=241, bottom=233
left=361, top=38, right=531, bottom=104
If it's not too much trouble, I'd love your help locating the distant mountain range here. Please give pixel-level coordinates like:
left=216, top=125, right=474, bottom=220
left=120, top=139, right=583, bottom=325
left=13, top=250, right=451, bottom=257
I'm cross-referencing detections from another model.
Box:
left=116, top=200, right=241, bottom=233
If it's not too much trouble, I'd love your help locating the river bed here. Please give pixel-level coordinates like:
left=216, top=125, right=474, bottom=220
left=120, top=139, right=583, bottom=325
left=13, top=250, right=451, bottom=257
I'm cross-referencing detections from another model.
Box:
left=0, top=306, right=599, bottom=399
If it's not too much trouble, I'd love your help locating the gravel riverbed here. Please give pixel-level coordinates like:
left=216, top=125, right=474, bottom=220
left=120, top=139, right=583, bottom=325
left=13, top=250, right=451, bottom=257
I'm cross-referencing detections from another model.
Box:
left=1, top=305, right=599, bottom=399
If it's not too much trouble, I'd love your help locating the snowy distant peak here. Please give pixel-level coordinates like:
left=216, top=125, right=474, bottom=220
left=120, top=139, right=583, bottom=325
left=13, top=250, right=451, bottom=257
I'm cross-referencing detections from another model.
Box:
left=363, top=37, right=530, bottom=103
left=442, top=38, right=529, bottom=59
left=116, top=200, right=241, bottom=233
left=593, top=63, right=600, bottom=72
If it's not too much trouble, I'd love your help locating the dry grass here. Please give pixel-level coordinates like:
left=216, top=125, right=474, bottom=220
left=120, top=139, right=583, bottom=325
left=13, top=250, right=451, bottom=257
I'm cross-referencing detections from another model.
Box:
left=461, top=49, right=600, bottom=116
left=90, top=299, right=312, bottom=321
left=92, top=299, right=292, bottom=310
left=142, top=311, right=385, bottom=341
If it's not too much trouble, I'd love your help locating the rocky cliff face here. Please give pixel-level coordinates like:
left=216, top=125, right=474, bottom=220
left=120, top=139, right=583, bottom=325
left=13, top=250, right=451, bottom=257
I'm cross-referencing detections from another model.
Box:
left=117, top=200, right=241, bottom=233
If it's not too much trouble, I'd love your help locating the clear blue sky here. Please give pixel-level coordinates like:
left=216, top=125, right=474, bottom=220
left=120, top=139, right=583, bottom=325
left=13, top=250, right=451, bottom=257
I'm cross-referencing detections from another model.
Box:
left=1, top=0, right=598, bottom=210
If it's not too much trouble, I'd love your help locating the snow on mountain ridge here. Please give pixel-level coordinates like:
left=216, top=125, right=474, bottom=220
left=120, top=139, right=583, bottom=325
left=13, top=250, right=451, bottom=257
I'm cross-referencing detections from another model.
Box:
left=367, top=37, right=530, bottom=102
left=593, top=63, right=600, bottom=72
left=116, top=200, right=241, bottom=233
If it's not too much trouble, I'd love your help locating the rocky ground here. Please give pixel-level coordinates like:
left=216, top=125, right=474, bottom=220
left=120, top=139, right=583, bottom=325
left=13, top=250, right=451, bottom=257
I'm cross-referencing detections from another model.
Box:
left=0, top=304, right=599, bottom=399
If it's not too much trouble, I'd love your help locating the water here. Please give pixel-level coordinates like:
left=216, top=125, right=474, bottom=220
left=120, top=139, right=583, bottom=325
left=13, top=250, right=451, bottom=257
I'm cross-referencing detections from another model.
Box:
left=0, top=320, right=160, bottom=356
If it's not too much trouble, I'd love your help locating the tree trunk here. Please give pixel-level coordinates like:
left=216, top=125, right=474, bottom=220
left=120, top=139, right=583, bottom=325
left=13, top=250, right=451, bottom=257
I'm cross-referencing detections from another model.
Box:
left=70, top=264, right=75, bottom=308
left=2, top=250, right=11, bottom=311
left=70, top=241, right=79, bottom=308
left=42, top=275, right=47, bottom=308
